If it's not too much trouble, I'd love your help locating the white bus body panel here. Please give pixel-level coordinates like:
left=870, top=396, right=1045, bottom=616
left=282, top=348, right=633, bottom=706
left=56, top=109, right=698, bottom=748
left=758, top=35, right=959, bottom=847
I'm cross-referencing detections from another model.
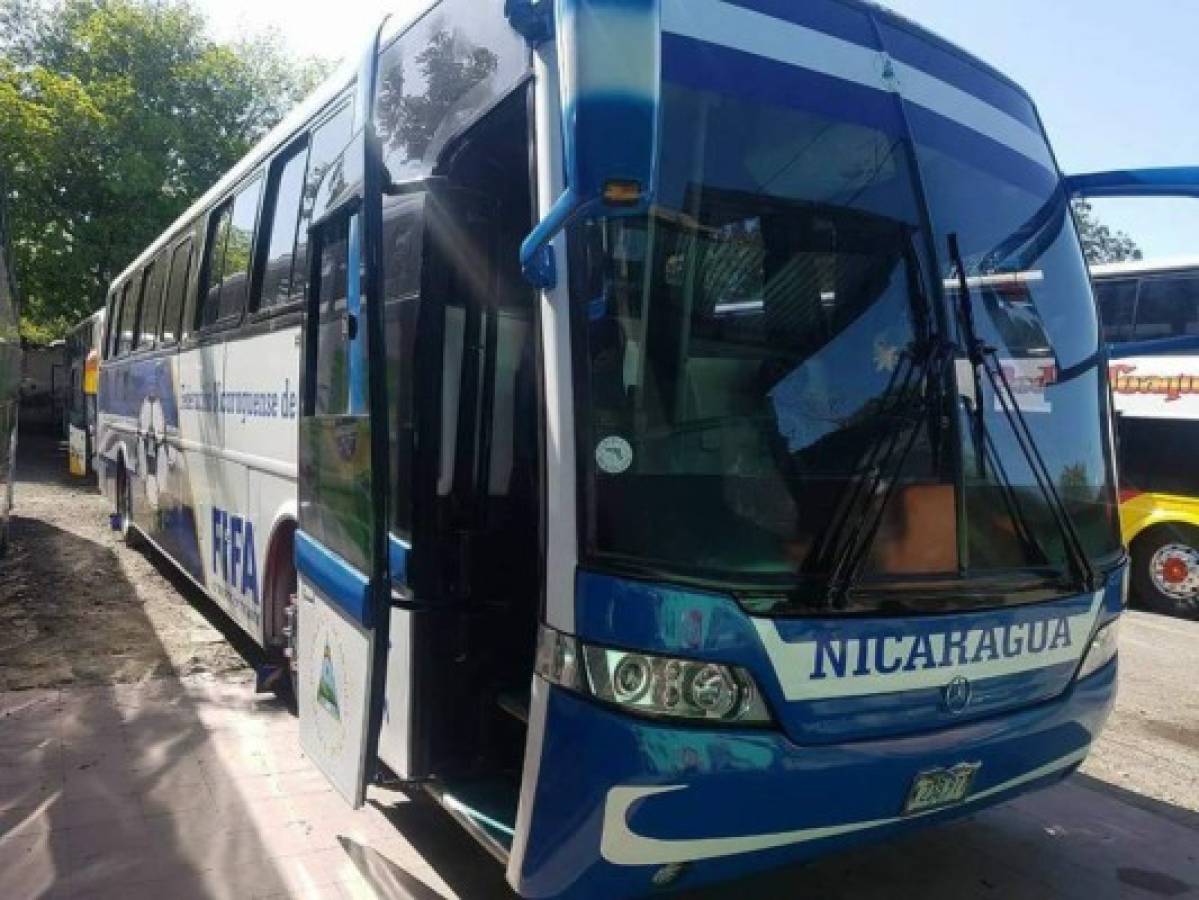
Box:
left=297, top=578, right=375, bottom=807
left=1110, top=354, right=1199, bottom=420
left=97, top=323, right=301, bottom=648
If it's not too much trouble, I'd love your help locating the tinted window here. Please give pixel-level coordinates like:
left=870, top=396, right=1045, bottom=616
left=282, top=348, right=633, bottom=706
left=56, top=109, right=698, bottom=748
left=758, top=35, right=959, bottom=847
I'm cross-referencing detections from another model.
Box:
left=383, top=196, right=426, bottom=537
left=137, top=258, right=166, bottom=349
left=294, top=102, right=353, bottom=307
left=1095, top=279, right=1137, bottom=344
left=198, top=176, right=263, bottom=329
left=106, top=291, right=122, bottom=358
left=299, top=211, right=375, bottom=574
left=200, top=204, right=233, bottom=329
left=1134, top=275, right=1199, bottom=339
left=160, top=238, right=193, bottom=344
left=258, top=142, right=310, bottom=310
left=375, top=3, right=527, bottom=183
left=218, top=177, right=262, bottom=321
left=117, top=281, right=137, bottom=356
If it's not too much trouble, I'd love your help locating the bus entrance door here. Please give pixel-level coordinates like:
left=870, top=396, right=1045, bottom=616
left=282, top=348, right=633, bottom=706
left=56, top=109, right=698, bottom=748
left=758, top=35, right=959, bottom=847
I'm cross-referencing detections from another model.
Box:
left=294, top=21, right=397, bottom=808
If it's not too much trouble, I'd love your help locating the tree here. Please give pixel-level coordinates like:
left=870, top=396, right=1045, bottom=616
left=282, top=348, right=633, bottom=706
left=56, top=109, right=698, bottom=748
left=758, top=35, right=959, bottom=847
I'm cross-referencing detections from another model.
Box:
left=0, top=0, right=330, bottom=341
left=1072, top=198, right=1143, bottom=266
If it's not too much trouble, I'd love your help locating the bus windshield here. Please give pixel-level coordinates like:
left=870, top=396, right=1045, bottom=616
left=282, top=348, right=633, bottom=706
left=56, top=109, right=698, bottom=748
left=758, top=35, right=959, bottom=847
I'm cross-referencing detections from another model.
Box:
left=571, top=63, right=1121, bottom=609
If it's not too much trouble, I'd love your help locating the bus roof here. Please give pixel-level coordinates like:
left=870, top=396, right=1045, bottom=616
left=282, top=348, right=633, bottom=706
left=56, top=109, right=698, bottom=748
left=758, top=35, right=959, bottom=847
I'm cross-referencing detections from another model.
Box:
left=70, top=309, right=104, bottom=333
left=1090, top=257, right=1199, bottom=280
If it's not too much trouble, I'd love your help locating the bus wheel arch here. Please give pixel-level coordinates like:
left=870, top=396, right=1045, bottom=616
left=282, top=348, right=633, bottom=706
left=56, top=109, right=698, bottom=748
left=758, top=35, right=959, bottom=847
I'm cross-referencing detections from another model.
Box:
left=1129, top=523, right=1199, bottom=619
left=263, top=517, right=299, bottom=665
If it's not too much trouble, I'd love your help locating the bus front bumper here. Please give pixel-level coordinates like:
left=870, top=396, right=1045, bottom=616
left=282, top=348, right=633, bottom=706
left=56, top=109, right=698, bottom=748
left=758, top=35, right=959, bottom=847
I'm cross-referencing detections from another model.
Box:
left=509, top=658, right=1116, bottom=899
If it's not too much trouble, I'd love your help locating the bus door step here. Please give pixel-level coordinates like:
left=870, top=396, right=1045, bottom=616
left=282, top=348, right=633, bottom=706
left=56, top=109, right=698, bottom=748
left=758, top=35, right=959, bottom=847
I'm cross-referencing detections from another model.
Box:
left=424, top=777, right=519, bottom=864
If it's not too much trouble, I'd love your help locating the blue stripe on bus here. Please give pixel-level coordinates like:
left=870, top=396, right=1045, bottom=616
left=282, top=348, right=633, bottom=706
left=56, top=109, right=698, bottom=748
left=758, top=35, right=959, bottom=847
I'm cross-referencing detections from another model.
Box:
left=295, top=529, right=372, bottom=628
left=662, top=32, right=905, bottom=139
left=389, top=534, right=410, bottom=589
left=904, top=102, right=1058, bottom=199
left=876, top=19, right=1042, bottom=134
left=1108, top=334, right=1199, bottom=359
left=722, top=0, right=879, bottom=48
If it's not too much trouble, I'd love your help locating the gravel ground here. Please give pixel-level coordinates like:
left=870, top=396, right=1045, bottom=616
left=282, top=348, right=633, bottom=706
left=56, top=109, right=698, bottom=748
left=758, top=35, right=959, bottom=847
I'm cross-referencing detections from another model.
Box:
left=0, top=433, right=255, bottom=692
left=1081, top=608, right=1199, bottom=813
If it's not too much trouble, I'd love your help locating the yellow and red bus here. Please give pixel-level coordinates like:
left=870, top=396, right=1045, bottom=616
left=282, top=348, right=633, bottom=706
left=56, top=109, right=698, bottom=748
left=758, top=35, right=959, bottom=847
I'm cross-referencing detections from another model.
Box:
left=1093, top=257, right=1199, bottom=617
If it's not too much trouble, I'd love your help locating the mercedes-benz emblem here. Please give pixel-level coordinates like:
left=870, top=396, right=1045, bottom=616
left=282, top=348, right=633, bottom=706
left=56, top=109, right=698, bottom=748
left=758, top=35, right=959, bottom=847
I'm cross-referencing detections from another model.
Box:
left=943, top=676, right=972, bottom=714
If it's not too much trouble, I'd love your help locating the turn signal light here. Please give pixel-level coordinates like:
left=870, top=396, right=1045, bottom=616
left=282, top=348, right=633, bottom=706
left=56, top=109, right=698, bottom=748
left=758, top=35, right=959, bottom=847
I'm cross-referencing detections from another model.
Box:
left=603, top=180, right=643, bottom=206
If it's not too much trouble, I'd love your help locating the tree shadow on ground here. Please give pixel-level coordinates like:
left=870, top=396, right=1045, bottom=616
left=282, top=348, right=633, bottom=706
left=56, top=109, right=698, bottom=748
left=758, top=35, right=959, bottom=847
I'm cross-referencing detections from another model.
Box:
left=0, top=504, right=299, bottom=897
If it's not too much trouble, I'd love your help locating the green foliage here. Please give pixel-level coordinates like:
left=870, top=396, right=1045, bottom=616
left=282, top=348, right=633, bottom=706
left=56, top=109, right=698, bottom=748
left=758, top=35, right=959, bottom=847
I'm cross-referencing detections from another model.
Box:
left=0, top=0, right=331, bottom=340
left=1072, top=199, right=1143, bottom=266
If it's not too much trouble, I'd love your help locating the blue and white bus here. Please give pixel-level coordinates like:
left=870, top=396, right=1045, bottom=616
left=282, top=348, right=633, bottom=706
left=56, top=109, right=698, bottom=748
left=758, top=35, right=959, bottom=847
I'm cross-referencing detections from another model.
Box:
left=108, top=0, right=1146, bottom=895
left=94, top=73, right=359, bottom=668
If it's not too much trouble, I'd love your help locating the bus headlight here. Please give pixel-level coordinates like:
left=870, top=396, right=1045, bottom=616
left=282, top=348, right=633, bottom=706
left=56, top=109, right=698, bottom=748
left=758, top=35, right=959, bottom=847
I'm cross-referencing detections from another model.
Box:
left=1076, top=619, right=1120, bottom=681
left=535, top=626, right=771, bottom=725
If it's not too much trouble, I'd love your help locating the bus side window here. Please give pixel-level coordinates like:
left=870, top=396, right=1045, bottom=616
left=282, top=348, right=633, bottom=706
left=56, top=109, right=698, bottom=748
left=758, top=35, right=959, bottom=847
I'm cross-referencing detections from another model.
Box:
left=138, top=257, right=166, bottom=350
left=117, top=280, right=138, bottom=356
left=1134, top=274, right=1199, bottom=339
left=197, top=175, right=263, bottom=330
left=160, top=237, right=193, bottom=345
left=256, top=139, right=311, bottom=311
left=293, top=101, right=353, bottom=307
left=105, top=290, right=120, bottom=359
left=199, top=202, right=233, bottom=331
left=1095, top=278, right=1137, bottom=344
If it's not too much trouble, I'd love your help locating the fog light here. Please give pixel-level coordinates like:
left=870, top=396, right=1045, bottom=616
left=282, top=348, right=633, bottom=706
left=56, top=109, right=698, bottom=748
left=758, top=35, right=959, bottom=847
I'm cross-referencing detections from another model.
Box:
left=652, top=862, right=689, bottom=887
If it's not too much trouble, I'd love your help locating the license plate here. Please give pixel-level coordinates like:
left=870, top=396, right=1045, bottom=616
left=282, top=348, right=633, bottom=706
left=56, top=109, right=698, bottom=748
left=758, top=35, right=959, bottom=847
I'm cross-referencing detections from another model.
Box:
left=903, top=762, right=981, bottom=814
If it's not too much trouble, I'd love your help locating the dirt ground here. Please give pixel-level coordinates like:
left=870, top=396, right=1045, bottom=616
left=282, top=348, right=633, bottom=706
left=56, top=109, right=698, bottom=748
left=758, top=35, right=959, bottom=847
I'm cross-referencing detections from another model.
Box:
left=0, top=432, right=254, bottom=692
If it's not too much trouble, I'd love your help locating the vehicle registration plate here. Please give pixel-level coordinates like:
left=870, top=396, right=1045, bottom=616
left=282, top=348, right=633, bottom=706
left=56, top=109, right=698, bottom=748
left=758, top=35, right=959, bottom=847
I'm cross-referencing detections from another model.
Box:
left=903, top=762, right=981, bottom=814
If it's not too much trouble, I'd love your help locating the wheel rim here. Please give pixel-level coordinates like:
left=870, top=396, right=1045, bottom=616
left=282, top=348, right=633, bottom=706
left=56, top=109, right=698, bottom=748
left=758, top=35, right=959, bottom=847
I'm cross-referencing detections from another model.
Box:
left=1149, top=543, right=1199, bottom=603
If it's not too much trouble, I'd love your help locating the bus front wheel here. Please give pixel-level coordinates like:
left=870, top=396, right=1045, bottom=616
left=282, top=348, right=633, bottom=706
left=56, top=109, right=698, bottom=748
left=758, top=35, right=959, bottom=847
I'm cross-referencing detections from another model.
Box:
left=1131, top=525, right=1199, bottom=619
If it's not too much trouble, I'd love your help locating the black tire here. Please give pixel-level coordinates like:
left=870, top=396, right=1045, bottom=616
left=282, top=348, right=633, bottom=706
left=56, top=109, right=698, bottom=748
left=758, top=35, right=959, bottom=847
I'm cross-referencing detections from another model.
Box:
left=265, top=527, right=299, bottom=711
left=116, top=461, right=142, bottom=549
left=1130, top=525, right=1199, bottom=620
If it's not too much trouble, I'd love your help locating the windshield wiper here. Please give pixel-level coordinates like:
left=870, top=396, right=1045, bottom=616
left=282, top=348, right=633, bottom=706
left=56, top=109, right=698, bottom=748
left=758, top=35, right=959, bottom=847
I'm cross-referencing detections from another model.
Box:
left=946, top=234, right=1098, bottom=593
left=815, top=333, right=953, bottom=608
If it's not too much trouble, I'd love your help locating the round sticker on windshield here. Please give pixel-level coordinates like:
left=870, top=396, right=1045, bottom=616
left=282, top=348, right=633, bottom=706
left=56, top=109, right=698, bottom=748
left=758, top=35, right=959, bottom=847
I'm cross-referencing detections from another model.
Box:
left=596, top=436, right=633, bottom=475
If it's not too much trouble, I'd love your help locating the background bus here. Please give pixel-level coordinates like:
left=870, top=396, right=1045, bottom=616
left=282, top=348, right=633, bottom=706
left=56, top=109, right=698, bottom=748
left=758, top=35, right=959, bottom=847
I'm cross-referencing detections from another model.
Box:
left=0, top=176, right=20, bottom=553
left=93, top=71, right=356, bottom=673
left=1094, top=258, right=1199, bottom=617
left=65, top=310, right=104, bottom=478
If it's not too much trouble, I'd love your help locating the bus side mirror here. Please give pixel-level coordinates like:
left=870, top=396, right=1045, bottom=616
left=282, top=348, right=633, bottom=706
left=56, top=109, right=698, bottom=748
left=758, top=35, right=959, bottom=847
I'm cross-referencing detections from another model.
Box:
left=516, top=0, right=663, bottom=289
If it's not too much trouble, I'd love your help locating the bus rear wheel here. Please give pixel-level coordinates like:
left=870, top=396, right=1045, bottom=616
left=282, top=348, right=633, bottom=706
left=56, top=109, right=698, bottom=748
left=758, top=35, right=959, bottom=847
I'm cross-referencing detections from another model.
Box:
left=116, top=461, right=141, bottom=549
left=1131, top=526, right=1199, bottom=619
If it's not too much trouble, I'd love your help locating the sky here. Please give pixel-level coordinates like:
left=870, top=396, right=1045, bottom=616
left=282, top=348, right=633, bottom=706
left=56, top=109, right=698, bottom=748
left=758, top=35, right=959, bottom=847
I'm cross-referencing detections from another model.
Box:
left=199, top=0, right=1199, bottom=260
